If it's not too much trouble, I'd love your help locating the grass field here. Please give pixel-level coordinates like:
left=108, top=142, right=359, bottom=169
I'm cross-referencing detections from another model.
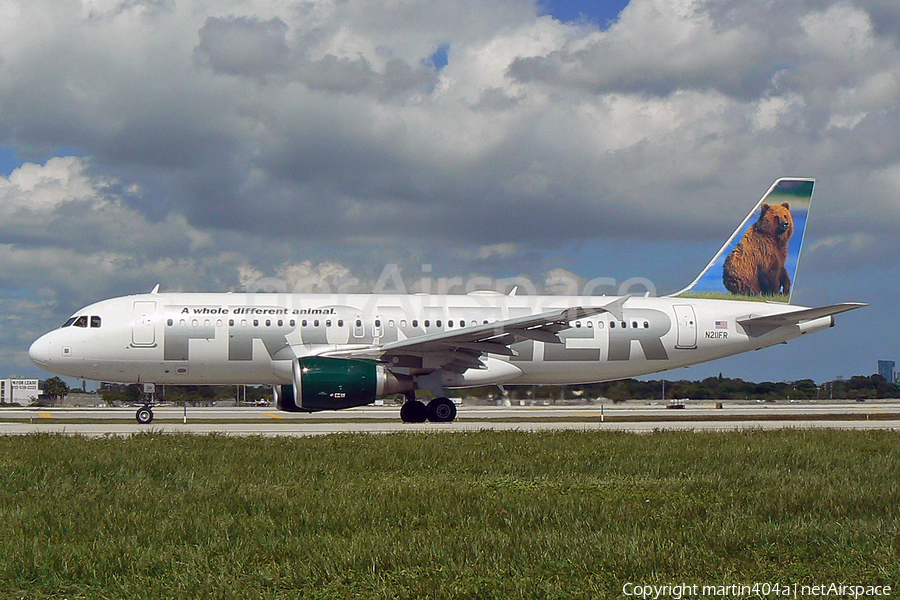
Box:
left=676, top=292, right=791, bottom=303
left=0, top=430, right=897, bottom=599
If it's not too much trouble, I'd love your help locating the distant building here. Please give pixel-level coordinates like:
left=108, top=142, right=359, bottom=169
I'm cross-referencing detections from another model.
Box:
left=0, top=378, right=41, bottom=404
left=878, top=360, right=896, bottom=383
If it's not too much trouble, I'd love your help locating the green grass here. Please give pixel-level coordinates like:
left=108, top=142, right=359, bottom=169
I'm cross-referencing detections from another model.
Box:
left=0, top=431, right=897, bottom=599
left=677, top=291, right=790, bottom=303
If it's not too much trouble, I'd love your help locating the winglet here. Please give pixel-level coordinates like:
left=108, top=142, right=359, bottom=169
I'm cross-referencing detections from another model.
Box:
left=598, top=294, right=630, bottom=321
left=150, top=284, right=161, bottom=294
left=674, top=178, right=814, bottom=303
left=560, top=295, right=631, bottom=323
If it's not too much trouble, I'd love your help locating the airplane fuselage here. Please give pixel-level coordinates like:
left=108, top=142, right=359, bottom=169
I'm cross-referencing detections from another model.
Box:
left=29, top=292, right=833, bottom=387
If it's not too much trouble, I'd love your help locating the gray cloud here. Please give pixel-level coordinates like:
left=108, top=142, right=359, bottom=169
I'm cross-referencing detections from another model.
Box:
left=195, top=16, right=290, bottom=78
left=0, top=0, right=898, bottom=382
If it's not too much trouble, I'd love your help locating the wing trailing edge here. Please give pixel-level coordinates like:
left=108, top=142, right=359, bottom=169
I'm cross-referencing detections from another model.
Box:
left=318, top=296, right=632, bottom=370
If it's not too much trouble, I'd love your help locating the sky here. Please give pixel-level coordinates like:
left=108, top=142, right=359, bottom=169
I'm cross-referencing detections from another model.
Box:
left=1, top=0, right=898, bottom=387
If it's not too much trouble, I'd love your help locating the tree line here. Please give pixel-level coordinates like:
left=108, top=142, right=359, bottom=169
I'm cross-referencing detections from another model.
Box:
left=31, top=372, right=899, bottom=407
left=510, top=373, right=897, bottom=402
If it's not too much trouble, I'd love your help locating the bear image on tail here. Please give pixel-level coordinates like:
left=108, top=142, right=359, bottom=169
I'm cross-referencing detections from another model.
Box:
left=722, top=202, right=794, bottom=296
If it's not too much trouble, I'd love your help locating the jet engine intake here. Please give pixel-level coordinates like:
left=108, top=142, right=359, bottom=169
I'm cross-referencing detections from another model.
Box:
left=275, top=357, right=412, bottom=412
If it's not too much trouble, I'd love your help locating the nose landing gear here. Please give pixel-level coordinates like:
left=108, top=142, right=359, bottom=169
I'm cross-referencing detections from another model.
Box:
left=135, top=405, right=154, bottom=424
left=135, top=383, right=156, bottom=424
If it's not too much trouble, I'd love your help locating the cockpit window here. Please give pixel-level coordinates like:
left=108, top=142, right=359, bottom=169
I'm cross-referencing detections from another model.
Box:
left=90, top=316, right=101, bottom=328
left=62, top=317, right=77, bottom=328
left=73, top=316, right=88, bottom=328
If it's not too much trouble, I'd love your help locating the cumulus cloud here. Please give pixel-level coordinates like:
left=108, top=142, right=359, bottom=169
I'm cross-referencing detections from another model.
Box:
left=509, top=0, right=773, bottom=99
left=0, top=0, right=899, bottom=380
left=0, top=158, right=210, bottom=255
left=2, top=156, right=103, bottom=210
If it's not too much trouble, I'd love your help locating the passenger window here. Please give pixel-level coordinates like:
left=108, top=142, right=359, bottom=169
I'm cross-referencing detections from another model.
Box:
left=314, top=320, right=320, bottom=327
left=192, top=319, right=199, bottom=327
left=575, top=321, right=582, bottom=328
left=167, top=319, right=174, bottom=326
left=356, top=319, right=362, bottom=327
left=229, top=319, right=235, bottom=327
left=424, top=320, right=430, bottom=327
left=644, top=321, right=649, bottom=328
left=448, top=320, right=454, bottom=327
left=302, top=320, right=308, bottom=327
left=400, top=320, right=407, bottom=327
left=277, top=320, right=283, bottom=327
left=73, top=316, right=88, bottom=327
left=598, top=321, right=604, bottom=329
left=621, top=321, right=627, bottom=328
left=412, top=320, right=418, bottom=327
left=388, top=319, right=395, bottom=327
left=338, top=319, right=344, bottom=327
left=375, top=319, right=381, bottom=327
left=253, top=320, right=259, bottom=327
left=632, top=321, right=638, bottom=329
left=587, top=321, right=593, bottom=329
left=326, top=320, right=332, bottom=327
left=290, top=320, right=295, bottom=327
left=241, top=320, right=247, bottom=327
left=217, top=319, right=223, bottom=327
left=436, top=320, right=442, bottom=327
left=610, top=321, right=616, bottom=328
left=90, top=316, right=101, bottom=328
left=205, top=319, right=211, bottom=327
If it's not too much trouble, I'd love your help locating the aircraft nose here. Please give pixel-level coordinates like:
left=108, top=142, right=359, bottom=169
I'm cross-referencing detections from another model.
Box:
left=29, top=335, right=51, bottom=366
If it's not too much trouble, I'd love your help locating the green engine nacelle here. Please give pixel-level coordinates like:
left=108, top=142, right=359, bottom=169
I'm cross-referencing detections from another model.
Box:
left=275, top=357, right=411, bottom=412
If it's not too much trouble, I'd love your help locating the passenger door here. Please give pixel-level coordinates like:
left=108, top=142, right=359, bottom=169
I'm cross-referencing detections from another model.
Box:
left=132, top=301, right=157, bottom=346
left=673, top=305, right=697, bottom=349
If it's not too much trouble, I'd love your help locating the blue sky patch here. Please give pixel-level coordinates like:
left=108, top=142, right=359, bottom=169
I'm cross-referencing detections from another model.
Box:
left=426, top=43, right=450, bottom=71
left=0, top=146, right=20, bottom=177
left=0, top=145, right=85, bottom=177
left=541, top=0, right=629, bottom=27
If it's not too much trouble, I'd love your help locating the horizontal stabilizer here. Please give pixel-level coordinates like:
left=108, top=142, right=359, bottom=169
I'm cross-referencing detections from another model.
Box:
left=737, top=302, right=866, bottom=336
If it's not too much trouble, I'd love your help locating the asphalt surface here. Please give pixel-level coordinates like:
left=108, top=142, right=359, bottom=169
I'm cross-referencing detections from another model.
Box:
left=1, top=401, right=898, bottom=436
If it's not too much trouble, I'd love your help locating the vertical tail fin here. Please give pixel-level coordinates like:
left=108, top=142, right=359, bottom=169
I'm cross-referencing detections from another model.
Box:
left=674, top=178, right=814, bottom=303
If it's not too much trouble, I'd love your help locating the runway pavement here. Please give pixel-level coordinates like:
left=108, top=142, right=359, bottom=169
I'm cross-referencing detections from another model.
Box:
left=1, top=401, right=898, bottom=436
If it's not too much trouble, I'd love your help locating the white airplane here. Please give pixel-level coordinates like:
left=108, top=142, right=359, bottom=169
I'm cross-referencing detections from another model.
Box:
left=29, top=178, right=864, bottom=424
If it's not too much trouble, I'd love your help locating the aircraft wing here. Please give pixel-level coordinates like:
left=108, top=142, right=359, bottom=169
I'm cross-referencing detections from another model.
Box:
left=737, top=302, right=867, bottom=336
left=319, top=296, right=630, bottom=372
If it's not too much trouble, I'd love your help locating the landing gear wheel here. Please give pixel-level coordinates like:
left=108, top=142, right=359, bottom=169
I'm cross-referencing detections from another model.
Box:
left=400, top=400, right=428, bottom=423
left=136, top=406, right=154, bottom=424
left=427, top=397, right=457, bottom=423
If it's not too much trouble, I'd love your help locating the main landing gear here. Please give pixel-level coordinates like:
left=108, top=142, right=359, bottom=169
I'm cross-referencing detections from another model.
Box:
left=400, top=396, right=457, bottom=423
